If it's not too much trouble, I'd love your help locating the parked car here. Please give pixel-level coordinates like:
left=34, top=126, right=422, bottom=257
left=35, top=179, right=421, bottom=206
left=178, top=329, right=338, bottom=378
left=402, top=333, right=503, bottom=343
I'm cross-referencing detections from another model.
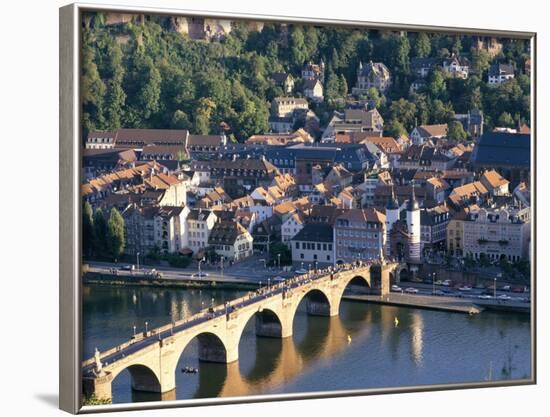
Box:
left=191, top=272, right=209, bottom=278
left=442, top=280, right=452, bottom=287
left=405, top=287, right=419, bottom=294
left=121, top=264, right=135, bottom=271
left=502, top=285, right=511, bottom=291
left=391, top=285, right=402, bottom=292
left=295, top=268, right=308, bottom=275
left=511, top=286, right=527, bottom=293
left=458, top=286, right=472, bottom=291
left=498, top=294, right=512, bottom=301
left=478, top=294, right=493, bottom=300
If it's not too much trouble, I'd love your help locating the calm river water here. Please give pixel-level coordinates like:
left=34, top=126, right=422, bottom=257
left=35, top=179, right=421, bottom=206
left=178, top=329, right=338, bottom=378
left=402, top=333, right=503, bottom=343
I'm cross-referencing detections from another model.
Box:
left=82, top=284, right=531, bottom=404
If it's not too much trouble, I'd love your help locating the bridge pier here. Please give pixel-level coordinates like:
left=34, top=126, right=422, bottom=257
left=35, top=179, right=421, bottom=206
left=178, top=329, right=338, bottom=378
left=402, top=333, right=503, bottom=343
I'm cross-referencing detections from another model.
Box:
left=306, top=298, right=338, bottom=316
left=198, top=333, right=238, bottom=363
left=82, top=373, right=113, bottom=403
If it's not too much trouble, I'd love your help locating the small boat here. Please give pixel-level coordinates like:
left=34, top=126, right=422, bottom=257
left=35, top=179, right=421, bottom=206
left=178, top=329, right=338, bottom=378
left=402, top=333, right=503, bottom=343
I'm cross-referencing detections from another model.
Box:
left=394, top=317, right=399, bottom=327
left=347, top=335, right=352, bottom=344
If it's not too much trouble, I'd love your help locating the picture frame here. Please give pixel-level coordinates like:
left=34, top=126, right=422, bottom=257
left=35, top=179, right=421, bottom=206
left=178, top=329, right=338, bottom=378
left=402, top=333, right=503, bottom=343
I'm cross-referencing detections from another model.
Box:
left=60, top=2, right=536, bottom=413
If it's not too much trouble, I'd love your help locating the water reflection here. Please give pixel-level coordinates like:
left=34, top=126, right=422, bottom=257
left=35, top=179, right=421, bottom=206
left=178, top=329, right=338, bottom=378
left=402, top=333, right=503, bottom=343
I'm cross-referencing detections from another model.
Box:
left=409, top=312, right=424, bottom=366
left=83, top=285, right=531, bottom=404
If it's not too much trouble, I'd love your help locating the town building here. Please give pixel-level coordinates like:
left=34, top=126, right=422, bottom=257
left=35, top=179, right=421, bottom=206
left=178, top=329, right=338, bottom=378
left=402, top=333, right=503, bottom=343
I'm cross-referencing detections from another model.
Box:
left=186, top=209, right=218, bottom=254
left=334, top=208, right=386, bottom=263
left=470, top=132, right=530, bottom=187
left=271, top=97, right=309, bottom=118
left=303, top=78, right=324, bottom=102
left=453, top=110, right=484, bottom=138
left=442, top=54, right=470, bottom=79
left=398, top=144, right=455, bottom=171
left=185, top=134, right=227, bottom=156
left=352, top=61, right=391, bottom=95
left=322, top=108, right=384, bottom=141
left=123, top=204, right=190, bottom=256
left=480, top=169, right=510, bottom=196
left=271, top=72, right=295, bottom=93
left=409, top=124, right=448, bottom=145
left=282, top=211, right=306, bottom=246
left=208, top=221, right=254, bottom=261
left=410, top=57, right=437, bottom=78
left=82, top=148, right=137, bottom=180
left=488, top=63, right=515, bottom=86
left=291, top=223, right=334, bottom=267
left=301, top=61, right=325, bottom=83
left=420, top=205, right=450, bottom=253
left=462, top=206, right=531, bottom=262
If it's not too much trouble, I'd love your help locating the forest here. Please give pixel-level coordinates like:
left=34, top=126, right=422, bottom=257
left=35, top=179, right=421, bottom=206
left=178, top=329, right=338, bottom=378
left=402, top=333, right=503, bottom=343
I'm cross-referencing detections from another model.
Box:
left=81, top=12, right=531, bottom=142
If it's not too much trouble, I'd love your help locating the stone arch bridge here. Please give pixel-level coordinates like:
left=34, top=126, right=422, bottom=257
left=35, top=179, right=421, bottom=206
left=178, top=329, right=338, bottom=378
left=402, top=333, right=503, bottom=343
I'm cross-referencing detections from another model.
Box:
left=82, top=262, right=398, bottom=402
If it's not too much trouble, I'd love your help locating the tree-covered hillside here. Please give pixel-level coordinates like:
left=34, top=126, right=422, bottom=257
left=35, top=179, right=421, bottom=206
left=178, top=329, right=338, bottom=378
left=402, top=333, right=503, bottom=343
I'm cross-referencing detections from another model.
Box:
left=81, top=12, right=531, bottom=141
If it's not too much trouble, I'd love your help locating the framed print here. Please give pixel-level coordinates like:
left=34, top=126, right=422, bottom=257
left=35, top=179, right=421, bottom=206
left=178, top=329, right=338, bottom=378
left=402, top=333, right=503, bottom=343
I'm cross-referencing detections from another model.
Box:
left=59, top=2, right=536, bottom=413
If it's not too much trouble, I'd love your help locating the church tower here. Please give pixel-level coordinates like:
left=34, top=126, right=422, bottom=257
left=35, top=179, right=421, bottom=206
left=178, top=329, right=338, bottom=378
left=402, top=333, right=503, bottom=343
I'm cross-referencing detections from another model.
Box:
left=406, top=182, right=421, bottom=263
left=385, top=186, right=400, bottom=257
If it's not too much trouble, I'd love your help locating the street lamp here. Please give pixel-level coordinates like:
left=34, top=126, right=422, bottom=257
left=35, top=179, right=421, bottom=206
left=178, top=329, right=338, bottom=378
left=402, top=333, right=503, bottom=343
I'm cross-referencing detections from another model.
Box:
left=136, top=252, right=140, bottom=271
left=268, top=278, right=271, bottom=290
left=432, top=272, right=436, bottom=295
left=220, top=256, right=224, bottom=277
left=198, top=257, right=205, bottom=278
left=277, top=253, right=281, bottom=270
left=145, top=321, right=149, bottom=335
left=133, top=325, right=136, bottom=337
left=494, top=277, right=497, bottom=300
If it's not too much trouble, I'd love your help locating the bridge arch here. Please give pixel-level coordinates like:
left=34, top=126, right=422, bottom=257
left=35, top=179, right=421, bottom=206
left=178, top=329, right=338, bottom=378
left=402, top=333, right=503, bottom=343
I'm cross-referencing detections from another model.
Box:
left=293, top=287, right=333, bottom=319
left=108, top=362, right=162, bottom=402
left=331, top=273, right=372, bottom=313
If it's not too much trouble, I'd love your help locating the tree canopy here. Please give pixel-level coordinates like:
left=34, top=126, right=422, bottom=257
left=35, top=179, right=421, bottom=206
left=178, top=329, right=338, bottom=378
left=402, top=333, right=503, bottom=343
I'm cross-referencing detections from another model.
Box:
left=82, top=14, right=531, bottom=140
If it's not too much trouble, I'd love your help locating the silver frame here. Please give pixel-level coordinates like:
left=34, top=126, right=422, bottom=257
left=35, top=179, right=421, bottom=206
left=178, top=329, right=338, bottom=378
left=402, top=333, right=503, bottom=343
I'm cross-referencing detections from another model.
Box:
left=59, top=2, right=537, bottom=414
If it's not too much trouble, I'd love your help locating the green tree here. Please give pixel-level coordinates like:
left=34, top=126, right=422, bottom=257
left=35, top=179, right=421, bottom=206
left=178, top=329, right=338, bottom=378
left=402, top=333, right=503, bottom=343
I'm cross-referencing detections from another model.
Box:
left=104, top=42, right=126, bottom=129
left=194, top=97, right=217, bottom=134
left=431, top=99, right=454, bottom=124
left=171, top=110, right=190, bottom=129
left=367, top=87, right=383, bottom=109
left=470, top=48, right=491, bottom=75
left=270, top=242, right=292, bottom=266
left=82, top=202, right=95, bottom=257
left=497, top=112, right=515, bottom=128
left=447, top=120, right=468, bottom=141
left=338, top=74, right=348, bottom=97
left=107, top=208, right=125, bottom=260
left=428, top=68, right=447, bottom=99
left=390, top=98, right=417, bottom=130
left=93, top=208, right=108, bottom=257
left=289, top=26, right=307, bottom=68
left=325, top=69, right=340, bottom=103
left=81, top=35, right=106, bottom=132
left=413, top=32, right=431, bottom=58
left=385, top=119, right=407, bottom=138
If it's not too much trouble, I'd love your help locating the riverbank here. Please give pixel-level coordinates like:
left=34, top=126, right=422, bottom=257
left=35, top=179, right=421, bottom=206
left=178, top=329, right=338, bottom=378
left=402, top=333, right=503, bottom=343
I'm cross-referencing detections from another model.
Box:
left=83, top=271, right=258, bottom=291
left=343, top=293, right=530, bottom=315
left=343, top=293, right=483, bottom=314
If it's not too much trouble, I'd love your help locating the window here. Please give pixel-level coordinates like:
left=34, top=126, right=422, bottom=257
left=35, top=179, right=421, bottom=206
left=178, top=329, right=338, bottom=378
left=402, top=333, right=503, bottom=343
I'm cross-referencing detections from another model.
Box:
left=300, top=253, right=304, bottom=259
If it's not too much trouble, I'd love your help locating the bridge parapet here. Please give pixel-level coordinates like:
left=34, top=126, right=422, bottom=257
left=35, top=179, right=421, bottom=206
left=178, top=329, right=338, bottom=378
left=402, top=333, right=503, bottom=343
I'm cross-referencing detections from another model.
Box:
left=82, top=261, right=399, bottom=403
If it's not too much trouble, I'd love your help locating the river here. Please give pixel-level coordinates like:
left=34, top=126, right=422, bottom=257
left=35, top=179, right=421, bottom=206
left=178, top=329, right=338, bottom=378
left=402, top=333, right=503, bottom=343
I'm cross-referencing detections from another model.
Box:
left=82, top=284, right=531, bottom=404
